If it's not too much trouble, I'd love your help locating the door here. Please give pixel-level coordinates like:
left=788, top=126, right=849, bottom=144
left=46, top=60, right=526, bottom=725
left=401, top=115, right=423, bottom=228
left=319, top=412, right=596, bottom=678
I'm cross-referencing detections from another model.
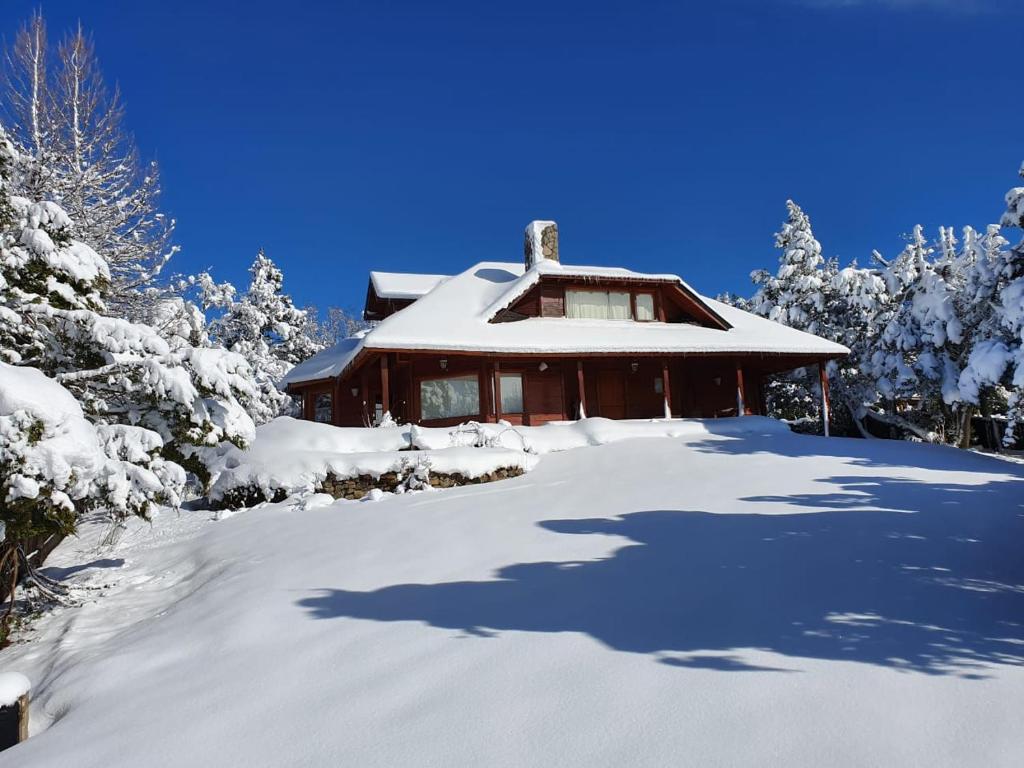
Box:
left=597, top=369, right=627, bottom=420
left=523, top=370, right=566, bottom=425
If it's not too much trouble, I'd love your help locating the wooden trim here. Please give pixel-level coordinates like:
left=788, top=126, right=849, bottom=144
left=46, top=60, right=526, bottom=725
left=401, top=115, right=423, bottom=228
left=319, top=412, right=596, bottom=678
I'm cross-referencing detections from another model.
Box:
left=493, top=362, right=502, bottom=422
left=819, top=361, right=831, bottom=437
left=356, top=347, right=846, bottom=362
left=577, top=361, right=587, bottom=418
left=736, top=361, right=747, bottom=416
left=662, top=359, right=672, bottom=418
left=380, top=355, right=390, bottom=414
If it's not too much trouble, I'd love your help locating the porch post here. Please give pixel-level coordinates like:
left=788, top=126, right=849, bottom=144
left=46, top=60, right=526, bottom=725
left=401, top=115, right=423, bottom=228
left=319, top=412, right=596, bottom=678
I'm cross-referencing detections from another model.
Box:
left=576, top=361, right=587, bottom=419
left=735, top=361, right=746, bottom=417
left=494, top=361, right=503, bottom=422
left=661, top=359, right=673, bottom=419
left=380, top=354, right=390, bottom=415
left=360, top=368, right=369, bottom=427
left=819, top=361, right=831, bottom=437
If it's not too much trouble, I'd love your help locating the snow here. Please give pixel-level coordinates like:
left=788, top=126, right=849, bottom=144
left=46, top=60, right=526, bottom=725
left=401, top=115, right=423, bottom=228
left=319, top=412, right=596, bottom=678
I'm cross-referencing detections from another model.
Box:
left=0, top=673, right=30, bottom=707
left=2, top=425, right=1023, bottom=767
left=369, top=271, right=450, bottom=300
left=207, top=417, right=540, bottom=502
left=284, top=261, right=849, bottom=385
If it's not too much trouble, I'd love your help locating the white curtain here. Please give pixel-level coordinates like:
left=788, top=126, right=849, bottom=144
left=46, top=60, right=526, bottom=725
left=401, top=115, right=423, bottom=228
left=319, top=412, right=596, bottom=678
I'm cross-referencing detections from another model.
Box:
left=566, top=289, right=609, bottom=319
left=635, top=293, right=655, bottom=321
left=607, top=291, right=631, bottom=320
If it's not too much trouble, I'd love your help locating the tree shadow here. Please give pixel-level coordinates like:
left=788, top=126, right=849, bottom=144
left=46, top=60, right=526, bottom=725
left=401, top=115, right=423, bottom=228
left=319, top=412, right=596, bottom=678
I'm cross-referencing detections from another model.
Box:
left=40, top=558, right=125, bottom=581
left=297, top=436, right=1024, bottom=677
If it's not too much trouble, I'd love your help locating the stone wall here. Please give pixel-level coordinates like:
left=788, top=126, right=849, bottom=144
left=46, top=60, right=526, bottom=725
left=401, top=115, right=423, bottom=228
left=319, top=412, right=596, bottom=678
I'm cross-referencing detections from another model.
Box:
left=318, top=466, right=524, bottom=500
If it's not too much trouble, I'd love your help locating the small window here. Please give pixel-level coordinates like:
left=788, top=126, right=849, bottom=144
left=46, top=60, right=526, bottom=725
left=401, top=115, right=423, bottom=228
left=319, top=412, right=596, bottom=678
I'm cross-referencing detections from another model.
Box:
left=291, top=393, right=304, bottom=418
left=314, top=392, right=333, bottom=423
left=566, top=289, right=632, bottom=320
left=420, top=374, right=481, bottom=421
left=499, top=373, right=524, bottom=414
left=654, top=376, right=664, bottom=394
left=636, top=293, right=655, bottom=322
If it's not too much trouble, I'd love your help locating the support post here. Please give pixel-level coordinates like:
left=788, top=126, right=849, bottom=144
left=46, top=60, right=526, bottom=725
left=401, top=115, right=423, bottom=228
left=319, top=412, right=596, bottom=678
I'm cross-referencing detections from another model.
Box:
left=380, top=355, right=390, bottom=416
left=576, top=361, right=587, bottom=419
left=493, top=362, right=503, bottom=422
left=819, top=361, right=831, bottom=437
left=360, top=368, right=369, bottom=427
left=0, top=673, right=29, bottom=751
left=735, top=361, right=746, bottom=417
left=662, top=359, right=673, bottom=419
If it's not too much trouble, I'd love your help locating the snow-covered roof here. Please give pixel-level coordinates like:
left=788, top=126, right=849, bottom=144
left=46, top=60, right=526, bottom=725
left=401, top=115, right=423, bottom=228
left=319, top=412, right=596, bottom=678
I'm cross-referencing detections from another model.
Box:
left=285, top=261, right=849, bottom=386
left=369, top=271, right=450, bottom=301
left=281, top=337, right=364, bottom=386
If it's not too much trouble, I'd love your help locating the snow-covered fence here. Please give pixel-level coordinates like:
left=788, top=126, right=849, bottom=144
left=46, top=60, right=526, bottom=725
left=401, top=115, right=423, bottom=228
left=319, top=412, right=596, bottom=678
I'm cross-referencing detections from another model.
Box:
left=0, top=673, right=30, bottom=751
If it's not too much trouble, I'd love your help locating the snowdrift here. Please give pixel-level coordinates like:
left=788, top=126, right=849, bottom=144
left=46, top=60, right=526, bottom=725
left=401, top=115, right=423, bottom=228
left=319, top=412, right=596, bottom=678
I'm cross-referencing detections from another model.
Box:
left=207, top=416, right=791, bottom=506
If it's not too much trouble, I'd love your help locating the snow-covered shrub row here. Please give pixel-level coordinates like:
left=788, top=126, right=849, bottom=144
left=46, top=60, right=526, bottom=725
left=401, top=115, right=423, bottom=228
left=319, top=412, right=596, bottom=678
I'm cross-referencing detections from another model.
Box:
left=737, top=165, right=1024, bottom=446
left=206, top=418, right=539, bottom=507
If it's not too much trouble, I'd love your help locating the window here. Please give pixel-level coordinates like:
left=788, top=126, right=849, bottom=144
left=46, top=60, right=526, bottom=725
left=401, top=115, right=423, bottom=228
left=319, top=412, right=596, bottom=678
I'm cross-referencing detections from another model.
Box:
left=499, top=373, right=523, bottom=414
left=635, top=293, right=655, bottom=321
left=420, top=374, right=480, bottom=421
left=314, top=392, right=332, bottom=423
left=566, top=289, right=632, bottom=320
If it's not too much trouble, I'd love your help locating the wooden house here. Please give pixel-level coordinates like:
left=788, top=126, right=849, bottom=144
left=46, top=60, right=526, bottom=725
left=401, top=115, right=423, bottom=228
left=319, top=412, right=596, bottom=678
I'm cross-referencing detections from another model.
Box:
left=283, top=221, right=848, bottom=429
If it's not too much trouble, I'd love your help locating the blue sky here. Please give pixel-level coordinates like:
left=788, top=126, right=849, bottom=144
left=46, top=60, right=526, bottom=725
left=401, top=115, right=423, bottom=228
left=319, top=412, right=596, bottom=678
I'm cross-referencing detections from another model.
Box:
left=4, top=0, right=1021, bottom=315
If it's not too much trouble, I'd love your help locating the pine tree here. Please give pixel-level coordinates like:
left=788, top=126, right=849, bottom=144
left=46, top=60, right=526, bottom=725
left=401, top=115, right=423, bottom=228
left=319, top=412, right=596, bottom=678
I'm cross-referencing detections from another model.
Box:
left=203, top=250, right=321, bottom=423
left=1, top=13, right=177, bottom=320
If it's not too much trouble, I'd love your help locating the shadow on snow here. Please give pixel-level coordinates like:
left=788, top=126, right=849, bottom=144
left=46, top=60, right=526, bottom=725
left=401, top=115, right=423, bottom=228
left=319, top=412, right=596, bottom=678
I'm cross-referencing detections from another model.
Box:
left=298, top=434, right=1024, bottom=677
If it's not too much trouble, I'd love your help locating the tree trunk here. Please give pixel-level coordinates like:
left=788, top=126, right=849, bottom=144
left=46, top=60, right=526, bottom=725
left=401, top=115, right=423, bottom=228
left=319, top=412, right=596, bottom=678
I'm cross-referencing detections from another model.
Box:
left=957, top=405, right=975, bottom=450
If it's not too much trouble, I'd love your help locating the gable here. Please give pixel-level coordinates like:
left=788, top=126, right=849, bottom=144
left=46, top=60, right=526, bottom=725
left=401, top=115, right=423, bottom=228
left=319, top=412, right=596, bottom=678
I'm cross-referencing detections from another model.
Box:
left=496, top=275, right=731, bottom=330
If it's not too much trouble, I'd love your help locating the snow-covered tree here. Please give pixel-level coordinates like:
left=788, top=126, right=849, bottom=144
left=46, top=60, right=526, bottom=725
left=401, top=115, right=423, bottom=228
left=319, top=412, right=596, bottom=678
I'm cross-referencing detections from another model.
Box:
left=1, top=13, right=177, bottom=320
left=751, top=200, right=836, bottom=336
left=969, top=162, right=1024, bottom=444
left=0, top=127, right=256, bottom=475
left=202, top=250, right=321, bottom=423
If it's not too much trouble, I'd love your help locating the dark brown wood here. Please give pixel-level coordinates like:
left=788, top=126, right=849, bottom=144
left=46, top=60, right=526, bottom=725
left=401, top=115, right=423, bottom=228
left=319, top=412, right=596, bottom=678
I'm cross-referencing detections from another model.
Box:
left=662, top=359, right=672, bottom=418
left=735, top=361, right=747, bottom=416
left=819, top=361, right=831, bottom=436
left=597, top=370, right=627, bottom=420
left=380, top=355, right=390, bottom=415
left=576, top=361, right=587, bottom=418
left=0, top=692, right=28, bottom=751
left=493, top=362, right=502, bottom=421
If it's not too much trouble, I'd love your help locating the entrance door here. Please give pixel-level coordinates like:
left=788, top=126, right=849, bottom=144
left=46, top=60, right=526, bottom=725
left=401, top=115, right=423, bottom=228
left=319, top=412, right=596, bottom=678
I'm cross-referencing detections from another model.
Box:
left=597, top=370, right=627, bottom=419
left=523, top=370, right=565, bottom=425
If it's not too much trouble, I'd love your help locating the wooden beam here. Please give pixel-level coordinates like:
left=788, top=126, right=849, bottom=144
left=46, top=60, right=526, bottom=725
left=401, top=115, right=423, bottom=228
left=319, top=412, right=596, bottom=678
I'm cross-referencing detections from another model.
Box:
left=576, top=361, right=587, bottom=419
left=735, top=361, right=747, bottom=417
left=493, top=362, right=502, bottom=422
left=662, top=359, right=673, bottom=419
left=380, top=354, right=390, bottom=415
left=819, top=361, right=831, bottom=437
left=360, top=369, right=369, bottom=427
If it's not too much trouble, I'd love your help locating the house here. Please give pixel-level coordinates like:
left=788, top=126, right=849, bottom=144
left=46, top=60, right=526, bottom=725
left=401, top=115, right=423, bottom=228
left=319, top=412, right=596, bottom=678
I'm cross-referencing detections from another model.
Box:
left=282, top=221, right=849, bottom=429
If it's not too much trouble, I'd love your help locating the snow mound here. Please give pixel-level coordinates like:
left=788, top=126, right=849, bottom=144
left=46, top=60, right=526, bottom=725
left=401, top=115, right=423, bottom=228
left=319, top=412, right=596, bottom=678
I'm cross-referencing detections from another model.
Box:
left=0, top=672, right=29, bottom=707
left=207, top=418, right=539, bottom=505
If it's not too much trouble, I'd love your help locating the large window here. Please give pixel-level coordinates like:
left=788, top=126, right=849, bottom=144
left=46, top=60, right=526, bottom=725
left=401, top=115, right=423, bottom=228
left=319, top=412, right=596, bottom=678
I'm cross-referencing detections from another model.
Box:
left=314, top=392, right=333, bottom=423
left=566, top=289, right=633, bottom=320
left=565, top=290, right=634, bottom=321
left=420, top=374, right=480, bottom=421
left=499, top=373, right=524, bottom=414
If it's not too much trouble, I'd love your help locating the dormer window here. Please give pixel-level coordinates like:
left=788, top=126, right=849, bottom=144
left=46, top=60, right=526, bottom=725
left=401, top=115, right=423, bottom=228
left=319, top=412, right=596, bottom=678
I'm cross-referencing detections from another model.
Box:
left=635, top=292, right=655, bottom=322
left=566, top=289, right=632, bottom=320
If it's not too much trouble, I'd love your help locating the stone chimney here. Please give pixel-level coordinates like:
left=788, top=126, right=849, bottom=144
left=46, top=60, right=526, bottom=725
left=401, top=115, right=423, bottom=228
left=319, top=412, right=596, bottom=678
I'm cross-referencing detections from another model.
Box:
left=524, top=220, right=559, bottom=269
